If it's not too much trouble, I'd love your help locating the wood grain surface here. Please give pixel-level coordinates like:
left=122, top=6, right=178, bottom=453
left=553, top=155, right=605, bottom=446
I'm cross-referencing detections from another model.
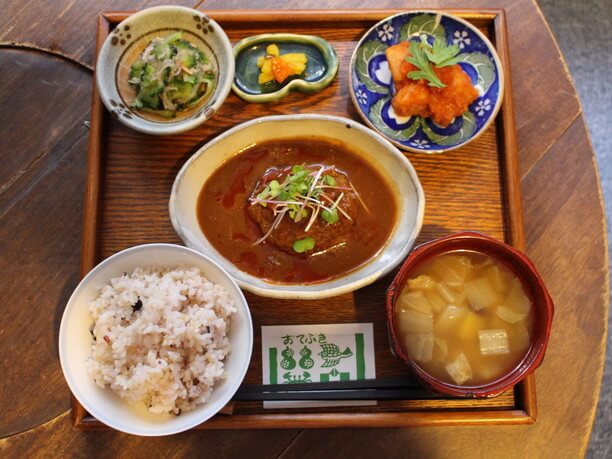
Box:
left=0, top=0, right=199, bottom=69
left=0, top=0, right=607, bottom=457
left=74, top=10, right=532, bottom=429
left=0, top=49, right=90, bottom=438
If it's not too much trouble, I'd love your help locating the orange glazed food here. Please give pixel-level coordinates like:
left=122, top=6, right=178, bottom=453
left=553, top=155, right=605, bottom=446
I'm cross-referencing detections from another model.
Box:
left=385, top=41, right=479, bottom=127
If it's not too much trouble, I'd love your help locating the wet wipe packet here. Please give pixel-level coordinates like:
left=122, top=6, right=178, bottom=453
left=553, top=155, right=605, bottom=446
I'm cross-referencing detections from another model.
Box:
left=261, top=323, right=376, bottom=409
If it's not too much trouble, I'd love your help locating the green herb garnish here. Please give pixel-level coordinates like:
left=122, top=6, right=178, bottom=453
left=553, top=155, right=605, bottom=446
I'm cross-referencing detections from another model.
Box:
left=405, top=36, right=463, bottom=88
left=322, top=208, right=339, bottom=224
left=324, top=175, right=337, bottom=186
left=249, top=165, right=362, bottom=246
left=293, top=237, right=315, bottom=253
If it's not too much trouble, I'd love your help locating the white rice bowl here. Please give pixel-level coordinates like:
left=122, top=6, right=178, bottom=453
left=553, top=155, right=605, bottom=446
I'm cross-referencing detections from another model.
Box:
left=59, top=243, right=253, bottom=436
left=88, top=266, right=235, bottom=415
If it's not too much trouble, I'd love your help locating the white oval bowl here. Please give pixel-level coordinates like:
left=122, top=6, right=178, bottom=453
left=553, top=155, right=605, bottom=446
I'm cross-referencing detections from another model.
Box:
left=59, top=244, right=253, bottom=436
left=169, top=114, right=425, bottom=299
left=95, top=6, right=234, bottom=135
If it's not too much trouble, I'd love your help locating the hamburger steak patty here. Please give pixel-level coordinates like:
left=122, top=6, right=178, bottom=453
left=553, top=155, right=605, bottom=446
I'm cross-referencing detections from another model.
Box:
left=247, top=164, right=359, bottom=254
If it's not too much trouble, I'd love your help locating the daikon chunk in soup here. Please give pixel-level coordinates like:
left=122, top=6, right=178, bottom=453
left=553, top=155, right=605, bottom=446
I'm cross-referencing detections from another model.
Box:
left=394, top=251, right=534, bottom=386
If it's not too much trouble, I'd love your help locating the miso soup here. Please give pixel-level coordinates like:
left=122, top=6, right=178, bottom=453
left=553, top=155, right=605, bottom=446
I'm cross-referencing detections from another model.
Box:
left=394, top=251, right=534, bottom=386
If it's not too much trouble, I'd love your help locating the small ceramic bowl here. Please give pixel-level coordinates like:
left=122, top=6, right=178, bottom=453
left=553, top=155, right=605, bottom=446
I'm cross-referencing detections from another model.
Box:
left=95, top=6, right=234, bottom=135
left=59, top=244, right=253, bottom=436
left=232, top=33, right=338, bottom=102
left=169, top=114, right=425, bottom=299
left=386, top=231, right=554, bottom=398
left=349, top=11, right=504, bottom=153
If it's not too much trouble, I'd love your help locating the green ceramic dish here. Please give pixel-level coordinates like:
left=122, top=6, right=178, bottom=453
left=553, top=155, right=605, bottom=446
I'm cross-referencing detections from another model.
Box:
left=232, top=33, right=338, bottom=103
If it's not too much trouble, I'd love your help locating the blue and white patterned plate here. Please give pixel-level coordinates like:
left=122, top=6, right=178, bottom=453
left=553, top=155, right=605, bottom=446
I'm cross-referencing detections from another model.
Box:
left=349, top=12, right=504, bottom=153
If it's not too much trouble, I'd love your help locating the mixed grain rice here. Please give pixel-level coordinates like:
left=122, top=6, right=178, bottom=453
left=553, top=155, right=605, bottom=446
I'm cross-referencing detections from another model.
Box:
left=87, top=265, right=235, bottom=415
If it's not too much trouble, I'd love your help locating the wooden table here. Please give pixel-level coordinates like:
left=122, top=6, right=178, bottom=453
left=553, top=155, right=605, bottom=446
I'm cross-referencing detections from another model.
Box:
left=0, top=0, right=607, bottom=457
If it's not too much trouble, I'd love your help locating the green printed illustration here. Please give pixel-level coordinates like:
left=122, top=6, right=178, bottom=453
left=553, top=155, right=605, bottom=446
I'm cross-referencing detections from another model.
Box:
left=355, top=333, right=366, bottom=379
left=320, top=368, right=350, bottom=382
left=265, top=327, right=374, bottom=393
left=283, top=371, right=312, bottom=384
left=269, top=347, right=278, bottom=384
left=299, top=346, right=315, bottom=369
left=280, top=346, right=296, bottom=370
left=318, top=342, right=353, bottom=368
left=297, top=333, right=317, bottom=344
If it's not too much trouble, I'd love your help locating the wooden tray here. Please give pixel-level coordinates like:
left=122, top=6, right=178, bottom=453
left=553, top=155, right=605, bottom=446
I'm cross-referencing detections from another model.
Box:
left=74, top=8, right=535, bottom=430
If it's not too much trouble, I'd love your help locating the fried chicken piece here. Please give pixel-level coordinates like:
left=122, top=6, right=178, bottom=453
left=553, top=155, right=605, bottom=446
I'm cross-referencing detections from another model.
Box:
left=385, top=42, right=411, bottom=84
left=385, top=41, right=479, bottom=127
left=429, top=65, right=479, bottom=127
left=391, top=82, right=431, bottom=118
left=386, top=42, right=431, bottom=117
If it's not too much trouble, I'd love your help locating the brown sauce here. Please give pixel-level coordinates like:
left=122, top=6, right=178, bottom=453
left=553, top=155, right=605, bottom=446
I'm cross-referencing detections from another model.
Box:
left=197, top=138, right=398, bottom=284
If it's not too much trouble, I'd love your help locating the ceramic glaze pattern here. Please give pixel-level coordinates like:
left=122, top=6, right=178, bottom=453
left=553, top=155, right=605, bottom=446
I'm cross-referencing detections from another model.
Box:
left=193, top=13, right=215, bottom=34
left=110, top=24, right=131, bottom=46
left=95, top=6, right=234, bottom=135
left=169, top=115, right=425, bottom=299
left=58, top=244, right=253, bottom=436
left=109, top=98, right=132, bottom=119
left=232, top=33, right=338, bottom=103
left=350, top=12, right=504, bottom=153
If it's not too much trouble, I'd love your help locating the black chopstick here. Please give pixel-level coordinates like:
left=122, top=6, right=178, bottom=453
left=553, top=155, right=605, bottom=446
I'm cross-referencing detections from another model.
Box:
left=232, top=376, right=436, bottom=401
left=233, top=388, right=436, bottom=401
left=236, top=375, right=419, bottom=394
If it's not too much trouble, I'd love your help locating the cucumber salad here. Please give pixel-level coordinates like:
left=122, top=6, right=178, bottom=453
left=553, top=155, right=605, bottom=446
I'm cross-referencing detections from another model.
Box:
left=128, top=32, right=216, bottom=117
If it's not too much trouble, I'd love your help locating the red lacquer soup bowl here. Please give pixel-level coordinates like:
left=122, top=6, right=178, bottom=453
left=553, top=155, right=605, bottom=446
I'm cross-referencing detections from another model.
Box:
left=386, top=231, right=554, bottom=398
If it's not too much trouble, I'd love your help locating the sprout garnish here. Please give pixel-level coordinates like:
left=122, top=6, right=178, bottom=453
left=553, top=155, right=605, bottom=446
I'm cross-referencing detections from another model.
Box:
left=249, top=165, right=366, bottom=251
left=293, top=237, right=315, bottom=253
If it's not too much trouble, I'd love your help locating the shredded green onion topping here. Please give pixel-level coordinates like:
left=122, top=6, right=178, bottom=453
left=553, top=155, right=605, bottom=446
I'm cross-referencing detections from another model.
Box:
left=249, top=164, right=362, bottom=251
